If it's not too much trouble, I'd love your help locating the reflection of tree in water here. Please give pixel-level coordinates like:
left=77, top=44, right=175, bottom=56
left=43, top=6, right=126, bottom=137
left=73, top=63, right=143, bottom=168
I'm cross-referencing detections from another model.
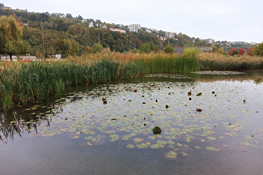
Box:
left=0, top=107, right=55, bottom=143
left=0, top=111, right=22, bottom=143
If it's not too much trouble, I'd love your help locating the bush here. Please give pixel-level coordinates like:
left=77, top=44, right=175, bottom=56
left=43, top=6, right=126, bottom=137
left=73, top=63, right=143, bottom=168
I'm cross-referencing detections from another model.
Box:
left=183, top=48, right=199, bottom=57
left=247, top=47, right=254, bottom=56
left=140, top=41, right=157, bottom=53
left=254, top=43, right=263, bottom=56
left=228, top=48, right=238, bottom=56
left=164, top=44, right=174, bottom=54
left=91, top=43, right=104, bottom=53
left=239, top=48, right=245, bottom=55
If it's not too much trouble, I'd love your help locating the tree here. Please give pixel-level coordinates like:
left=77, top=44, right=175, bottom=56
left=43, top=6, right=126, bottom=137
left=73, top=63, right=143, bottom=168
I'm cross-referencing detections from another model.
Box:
left=254, top=43, right=263, bottom=56
left=76, top=15, right=83, bottom=20
left=164, top=44, right=174, bottom=54
left=66, top=13, right=73, bottom=19
left=239, top=48, right=245, bottom=55
left=228, top=48, right=238, bottom=56
left=0, top=15, right=30, bottom=61
left=63, top=38, right=80, bottom=57
left=91, top=43, right=103, bottom=53
left=247, top=47, right=254, bottom=56
left=0, top=3, right=4, bottom=8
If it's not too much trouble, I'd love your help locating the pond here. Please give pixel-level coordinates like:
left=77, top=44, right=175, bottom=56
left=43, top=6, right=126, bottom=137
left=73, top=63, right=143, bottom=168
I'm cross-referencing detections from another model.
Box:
left=1, top=70, right=263, bottom=175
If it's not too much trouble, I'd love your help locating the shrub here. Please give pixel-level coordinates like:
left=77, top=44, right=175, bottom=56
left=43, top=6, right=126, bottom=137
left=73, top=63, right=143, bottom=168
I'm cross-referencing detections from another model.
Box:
left=247, top=47, right=255, bottom=56
left=91, top=43, right=104, bottom=53
left=140, top=41, right=157, bottom=53
left=164, top=44, right=174, bottom=54
left=254, top=43, right=263, bottom=56
left=183, top=48, right=199, bottom=57
left=228, top=48, right=238, bottom=56
left=239, top=48, right=245, bottom=55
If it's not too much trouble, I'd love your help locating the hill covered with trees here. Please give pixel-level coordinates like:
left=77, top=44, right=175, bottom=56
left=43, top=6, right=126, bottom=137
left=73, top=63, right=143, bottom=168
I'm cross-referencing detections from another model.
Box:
left=0, top=3, right=257, bottom=58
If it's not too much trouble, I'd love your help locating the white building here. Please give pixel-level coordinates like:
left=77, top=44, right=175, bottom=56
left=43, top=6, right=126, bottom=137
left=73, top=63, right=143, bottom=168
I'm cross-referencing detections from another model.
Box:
left=145, top=28, right=151, bottom=33
left=59, top=14, right=65, bottom=18
left=205, top=38, right=215, bottom=44
left=102, top=24, right=107, bottom=29
left=89, top=22, right=94, bottom=28
left=128, top=24, right=141, bottom=33
left=110, top=28, right=126, bottom=34
left=159, top=37, right=168, bottom=41
left=165, top=32, right=175, bottom=38
left=150, top=28, right=159, bottom=33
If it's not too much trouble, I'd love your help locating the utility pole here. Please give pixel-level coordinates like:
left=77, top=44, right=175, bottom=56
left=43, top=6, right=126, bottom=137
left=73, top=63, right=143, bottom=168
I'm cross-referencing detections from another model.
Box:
left=41, top=21, right=45, bottom=58
left=98, top=31, right=100, bottom=43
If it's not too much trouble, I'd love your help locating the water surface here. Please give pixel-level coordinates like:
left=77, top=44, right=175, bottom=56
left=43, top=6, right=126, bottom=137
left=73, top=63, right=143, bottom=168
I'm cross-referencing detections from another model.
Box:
left=1, top=70, right=263, bottom=175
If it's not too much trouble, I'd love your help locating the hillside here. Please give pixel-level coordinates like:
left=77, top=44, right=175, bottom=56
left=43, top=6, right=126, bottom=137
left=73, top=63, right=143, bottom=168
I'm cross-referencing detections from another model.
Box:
left=0, top=3, right=256, bottom=57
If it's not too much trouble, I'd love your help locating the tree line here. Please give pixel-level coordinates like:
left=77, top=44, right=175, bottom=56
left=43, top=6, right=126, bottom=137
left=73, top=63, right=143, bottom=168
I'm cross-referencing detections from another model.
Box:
left=0, top=4, right=260, bottom=58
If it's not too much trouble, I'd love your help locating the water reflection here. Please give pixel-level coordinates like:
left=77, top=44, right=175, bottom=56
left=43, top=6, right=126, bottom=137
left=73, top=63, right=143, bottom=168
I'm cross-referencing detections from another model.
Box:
left=0, top=70, right=263, bottom=143
left=0, top=70, right=263, bottom=175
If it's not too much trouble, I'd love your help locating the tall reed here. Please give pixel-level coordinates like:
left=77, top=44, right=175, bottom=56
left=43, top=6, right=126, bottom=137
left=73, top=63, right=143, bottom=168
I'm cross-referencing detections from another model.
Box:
left=0, top=52, right=200, bottom=110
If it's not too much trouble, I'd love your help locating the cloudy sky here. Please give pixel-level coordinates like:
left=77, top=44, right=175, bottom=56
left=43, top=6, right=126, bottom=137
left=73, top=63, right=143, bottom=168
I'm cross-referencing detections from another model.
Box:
left=3, top=0, right=263, bottom=43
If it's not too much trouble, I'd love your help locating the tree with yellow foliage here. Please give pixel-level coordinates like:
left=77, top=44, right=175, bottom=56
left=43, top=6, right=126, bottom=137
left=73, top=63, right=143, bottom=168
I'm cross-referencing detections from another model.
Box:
left=0, top=15, right=30, bottom=61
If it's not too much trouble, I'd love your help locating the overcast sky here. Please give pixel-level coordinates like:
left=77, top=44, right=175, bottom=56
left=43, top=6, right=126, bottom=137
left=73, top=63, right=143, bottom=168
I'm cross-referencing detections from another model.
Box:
left=3, top=0, right=263, bottom=43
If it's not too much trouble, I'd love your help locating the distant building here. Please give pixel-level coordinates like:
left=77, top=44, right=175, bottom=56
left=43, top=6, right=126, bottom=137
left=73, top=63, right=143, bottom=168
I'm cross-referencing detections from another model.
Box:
left=159, top=37, right=168, bottom=41
left=145, top=28, right=151, bottom=33
left=150, top=28, right=158, bottom=33
left=128, top=24, right=141, bottom=33
left=204, top=38, right=215, bottom=44
left=59, top=14, right=65, bottom=18
left=102, top=24, right=107, bottom=29
left=110, top=28, right=126, bottom=34
left=89, top=22, right=94, bottom=28
left=165, top=32, right=175, bottom=38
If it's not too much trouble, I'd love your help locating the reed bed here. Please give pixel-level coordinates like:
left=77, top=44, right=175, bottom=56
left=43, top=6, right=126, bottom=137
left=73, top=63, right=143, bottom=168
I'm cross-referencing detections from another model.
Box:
left=199, top=53, right=263, bottom=70
left=0, top=52, right=200, bottom=109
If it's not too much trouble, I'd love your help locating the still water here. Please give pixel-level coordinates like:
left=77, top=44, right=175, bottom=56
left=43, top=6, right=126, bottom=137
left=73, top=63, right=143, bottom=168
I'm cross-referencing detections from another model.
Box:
left=1, top=71, right=263, bottom=175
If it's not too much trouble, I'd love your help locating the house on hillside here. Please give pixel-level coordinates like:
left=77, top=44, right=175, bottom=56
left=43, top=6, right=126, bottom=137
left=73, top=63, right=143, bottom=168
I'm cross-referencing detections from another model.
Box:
left=204, top=38, right=215, bottom=44
left=165, top=32, right=175, bottom=38
left=128, top=24, right=141, bottom=33
left=102, top=24, right=107, bottom=29
left=89, top=22, right=94, bottom=28
left=145, top=28, right=151, bottom=33
left=159, top=37, right=167, bottom=41
left=110, top=28, right=126, bottom=34
left=59, top=14, right=65, bottom=18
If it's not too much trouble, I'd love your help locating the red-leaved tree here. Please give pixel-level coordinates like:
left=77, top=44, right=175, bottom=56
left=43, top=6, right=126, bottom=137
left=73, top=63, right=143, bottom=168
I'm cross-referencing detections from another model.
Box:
left=228, top=48, right=238, bottom=56
left=239, top=48, right=245, bottom=55
left=228, top=50, right=233, bottom=56
left=247, top=47, right=255, bottom=56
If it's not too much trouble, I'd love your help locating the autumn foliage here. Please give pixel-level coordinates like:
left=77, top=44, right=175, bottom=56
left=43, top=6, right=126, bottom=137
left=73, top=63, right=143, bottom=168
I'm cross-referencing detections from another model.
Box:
left=247, top=47, right=254, bottom=56
left=239, top=48, right=245, bottom=55
left=228, top=48, right=237, bottom=56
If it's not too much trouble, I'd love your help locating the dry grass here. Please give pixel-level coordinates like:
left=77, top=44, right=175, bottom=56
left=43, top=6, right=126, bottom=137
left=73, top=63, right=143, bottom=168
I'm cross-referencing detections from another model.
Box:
left=199, top=53, right=263, bottom=70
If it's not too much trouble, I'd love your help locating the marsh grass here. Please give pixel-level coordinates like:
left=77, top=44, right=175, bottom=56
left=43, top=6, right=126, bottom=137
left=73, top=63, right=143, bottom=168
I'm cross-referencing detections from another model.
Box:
left=0, top=52, right=200, bottom=109
left=199, top=53, right=263, bottom=70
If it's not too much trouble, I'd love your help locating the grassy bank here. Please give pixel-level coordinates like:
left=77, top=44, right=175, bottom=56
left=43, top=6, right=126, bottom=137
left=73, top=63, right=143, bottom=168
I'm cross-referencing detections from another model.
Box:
left=0, top=52, right=199, bottom=109
left=199, top=53, right=263, bottom=70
